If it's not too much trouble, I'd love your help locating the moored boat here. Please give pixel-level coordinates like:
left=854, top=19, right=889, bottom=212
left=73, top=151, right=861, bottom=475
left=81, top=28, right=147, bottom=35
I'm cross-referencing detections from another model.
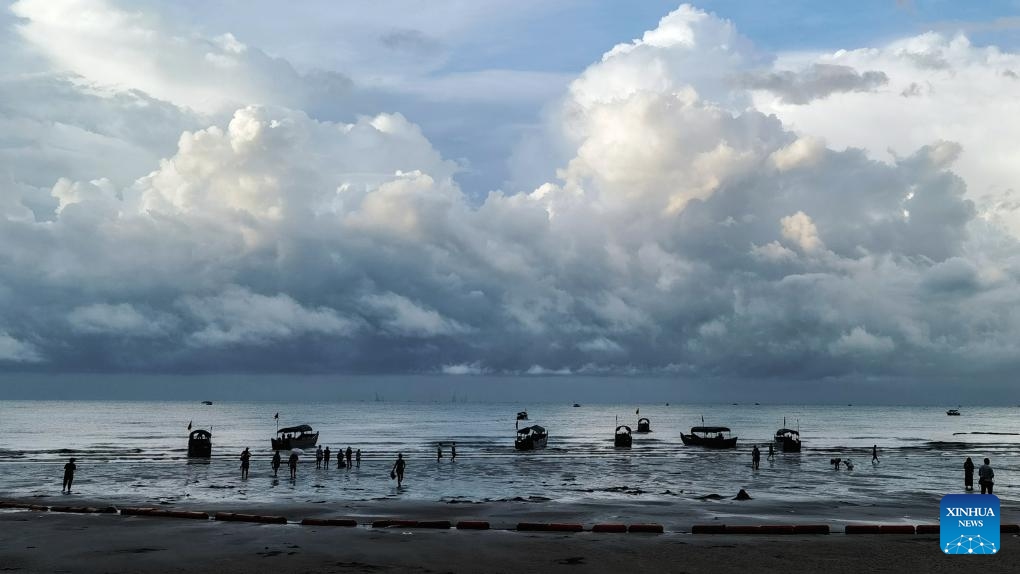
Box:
left=636, top=417, right=651, bottom=433
left=774, top=428, right=801, bottom=452
left=946, top=408, right=961, bottom=416
left=271, top=424, right=319, bottom=450
left=515, top=425, right=548, bottom=450
left=680, top=426, right=737, bottom=449
left=187, top=429, right=212, bottom=458
left=614, top=425, right=633, bottom=448
left=516, top=411, right=528, bottom=421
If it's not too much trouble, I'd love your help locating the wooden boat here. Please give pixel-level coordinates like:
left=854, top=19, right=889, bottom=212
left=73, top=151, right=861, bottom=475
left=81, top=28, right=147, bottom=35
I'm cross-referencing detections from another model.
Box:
left=774, top=428, right=801, bottom=452
left=946, top=409, right=961, bottom=416
left=680, top=426, right=737, bottom=449
left=271, top=424, right=319, bottom=450
left=636, top=417, right=651, bottom=433
left=201, top=400, right=213, bottom=405
left=515, top=425, right=548, bottom=450
left=614, top=425, right=632, bottom=448
left=187, top=429, right=212, bottom=458
left=572, top=403, right=581, bottom=408
left=516, top=411, right=528, bottom=421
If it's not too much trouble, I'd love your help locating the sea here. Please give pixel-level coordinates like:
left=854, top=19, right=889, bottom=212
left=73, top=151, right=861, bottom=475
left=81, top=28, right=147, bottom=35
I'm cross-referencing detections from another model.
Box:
left=0, top=401, right=1016, bottom=510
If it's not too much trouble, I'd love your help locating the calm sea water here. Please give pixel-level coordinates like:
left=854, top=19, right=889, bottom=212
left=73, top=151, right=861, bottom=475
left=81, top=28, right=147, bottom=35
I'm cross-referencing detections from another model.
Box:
left=0, top=401, right=1017, bottom=508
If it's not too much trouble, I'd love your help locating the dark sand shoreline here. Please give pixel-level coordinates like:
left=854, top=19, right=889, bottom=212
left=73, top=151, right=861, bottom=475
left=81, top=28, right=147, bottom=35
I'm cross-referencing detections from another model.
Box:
left=3, top=510, right=1018, bottom=574
left=3, top=491, right=984, bottom=530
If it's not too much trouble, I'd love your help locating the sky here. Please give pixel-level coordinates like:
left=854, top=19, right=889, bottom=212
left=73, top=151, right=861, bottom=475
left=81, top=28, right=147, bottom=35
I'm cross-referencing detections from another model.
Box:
left=1, top=1, right=1020, bottom=401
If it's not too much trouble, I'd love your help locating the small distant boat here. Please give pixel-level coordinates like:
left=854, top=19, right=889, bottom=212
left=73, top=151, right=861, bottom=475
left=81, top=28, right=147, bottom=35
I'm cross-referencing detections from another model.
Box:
left=946, top=409, right=961, bottom=416
left=614, top=425, right=633, bottom=448
left=774, top=428, right=801, bottom=452
left=515, top=425, right=548, bottom=450
left=271, top=424, right=319, bottom=450
left=516, top=411, right=528, bottom=421
left=636, top=417, right=651, bottom=433
left=680, top=426, right=738, bottom=449
left=201, top=400, right=213, bottom=405
left=187, top=429, right=212, bottom=458
left=573, top=403, right=581, bottom=408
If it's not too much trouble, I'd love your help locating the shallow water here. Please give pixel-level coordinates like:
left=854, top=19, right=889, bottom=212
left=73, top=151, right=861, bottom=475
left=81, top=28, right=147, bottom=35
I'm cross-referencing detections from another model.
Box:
left=1, top=401, right=1017, bottom=509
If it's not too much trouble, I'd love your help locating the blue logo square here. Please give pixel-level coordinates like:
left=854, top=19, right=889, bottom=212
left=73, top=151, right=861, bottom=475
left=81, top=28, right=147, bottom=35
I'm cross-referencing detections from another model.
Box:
left=941, top=494, right=1000, bottom=555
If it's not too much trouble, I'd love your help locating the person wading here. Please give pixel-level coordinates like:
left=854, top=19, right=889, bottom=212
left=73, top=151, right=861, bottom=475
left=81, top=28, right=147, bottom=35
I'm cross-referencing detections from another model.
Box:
left=391, top=453, right=406, bottom=487
left=240, top=448, right=251, bottom=479
left=271, top=451, right=281, bottom=477
left=288, top=450, right=299, bottom=479
left=979, top=458, right=994, bottom=494
left=62, top=457, right=77, bottom=493
left=964, top=457, right=975, bottom=491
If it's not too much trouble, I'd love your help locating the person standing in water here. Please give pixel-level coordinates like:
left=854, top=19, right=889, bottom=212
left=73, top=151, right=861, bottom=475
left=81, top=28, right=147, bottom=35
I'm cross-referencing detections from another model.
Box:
left=767, top=443, right=774, bottom=460
left=62, top=457, right=76, bottom=493
left=345, top=446, right=353, bottom=469
left=355, top=449, right=362, bottom=468
left=437, top=443, right=443, bottom=462
left=451, top=442, right=457, bottom=461
left=323, top=447, right=331, bottom=469
left=271, top=451, right=282, bottom=477
left=872, top=445, right=879, bottom=464
left=979, top=458, right=994, bottom=494
left=315, top=446, right=323, bottom=469
left=240, top=448, right=251, bottom=479
left=392, top=453, right=406, bottom=487
left=288, top=450, right=299, bottom=479
left=964, top=457, right=975, bottom=491
left=751, top=445, right=760, bottom=470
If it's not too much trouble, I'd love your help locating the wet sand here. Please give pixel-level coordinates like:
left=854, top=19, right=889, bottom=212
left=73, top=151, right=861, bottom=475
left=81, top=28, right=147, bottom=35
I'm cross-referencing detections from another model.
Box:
left=2, top=510, right=1018, bottom=574
left=11, top=487, right=1008, bottom=529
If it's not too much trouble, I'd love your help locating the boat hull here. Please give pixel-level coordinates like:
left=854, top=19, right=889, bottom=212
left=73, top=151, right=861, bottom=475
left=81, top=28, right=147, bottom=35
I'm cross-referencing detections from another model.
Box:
left=614, top=435, right=632, bottom=448
left=515, top=435, right=548, bottom=450
left=187, top=439, right=211, bottom=458
left=680, top=434, right=737, bottom=449
left=271, top=433, right=319, bottom=451
left=776, top=437, right=801, bottom=452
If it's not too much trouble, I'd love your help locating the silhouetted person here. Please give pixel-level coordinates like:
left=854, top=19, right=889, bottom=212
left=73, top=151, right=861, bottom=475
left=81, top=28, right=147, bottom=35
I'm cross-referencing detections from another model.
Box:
left=767, top=443, right=774, bottom=460
left=872, top=445, right=879, bottom=464
left=323, top=447, right=331, bottom=468
left=751, top=445, right=760, bottom=470
left=338, top=452, right=345, bottom=469
left=831, top=458, right=841, bottom=470
left=288, top=451, right=299, bottom=479
left=437, top=443, right=443, bottom=462
left=315, top=446, right=323, bottom=469
left=392, top=453, right=406, bottom=487
left=355, top=449, right=361, bottom=468
left=964, top=457, right=975, bottom=491
left=979, top=458, right=994, bottom=494
left=346, top=446, right=353, bottom=469
left=240, top=448, right=251, bottom=479
left=451, top=442, right=457, bottom=461
left=62, top=457, right=76, bottom=493
left=271, top=451, right=281, bottom=477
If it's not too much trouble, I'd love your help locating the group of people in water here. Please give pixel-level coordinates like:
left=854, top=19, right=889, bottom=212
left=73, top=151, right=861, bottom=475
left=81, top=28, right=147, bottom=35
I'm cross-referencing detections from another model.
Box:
left=57, top=442, right=998, bottom=495
left=964, top=457, right=996, bottom=494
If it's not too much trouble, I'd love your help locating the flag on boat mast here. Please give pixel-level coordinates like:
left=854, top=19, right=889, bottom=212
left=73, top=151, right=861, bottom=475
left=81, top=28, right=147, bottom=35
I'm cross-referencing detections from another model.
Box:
left=636, top=408, right=639, bottom=415
left=187, top=420, right=192, bottom=431
left=274, top=412, right=279, bottom=419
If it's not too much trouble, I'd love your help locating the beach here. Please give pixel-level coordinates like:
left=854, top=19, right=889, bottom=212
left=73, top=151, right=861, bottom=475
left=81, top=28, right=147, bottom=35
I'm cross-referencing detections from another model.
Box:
left=3, top=507, right=1018, bottom=574
left=4, top=400, right=1018, bottom=571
